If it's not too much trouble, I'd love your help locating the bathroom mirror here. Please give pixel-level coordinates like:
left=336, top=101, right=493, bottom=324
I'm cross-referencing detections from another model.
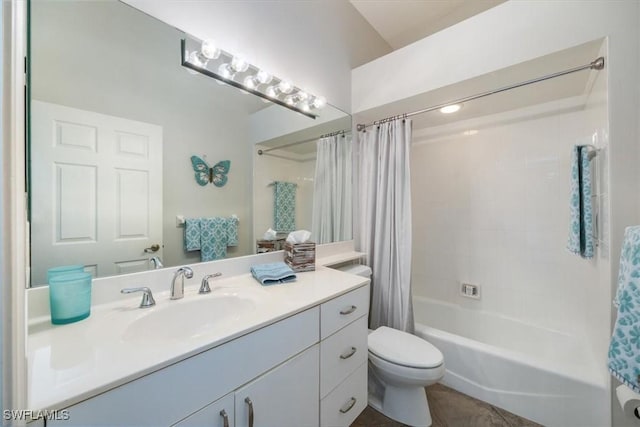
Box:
left=27, top=0, right=351, bottom=286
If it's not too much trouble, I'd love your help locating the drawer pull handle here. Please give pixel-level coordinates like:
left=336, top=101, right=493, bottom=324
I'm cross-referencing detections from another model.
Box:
left=245, top=397, right=254, bottom=427
left=340, top=305, right=357, bottom=315
left=340, top=346, right=357, bottom=360
left=220, top=409, right=230, bottom=427
left=339, top=397, right=357, bottom=414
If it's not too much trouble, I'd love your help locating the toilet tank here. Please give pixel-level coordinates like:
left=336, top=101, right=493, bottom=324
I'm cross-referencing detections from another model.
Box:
left=336, top=264, right=372, bottom=278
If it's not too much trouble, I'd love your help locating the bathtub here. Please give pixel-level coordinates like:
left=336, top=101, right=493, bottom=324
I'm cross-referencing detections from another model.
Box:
left=413, top=296, right=609, bottom=427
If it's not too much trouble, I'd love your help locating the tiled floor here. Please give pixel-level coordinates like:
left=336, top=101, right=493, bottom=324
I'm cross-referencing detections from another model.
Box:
left=351, top=383, right=542, bottom=427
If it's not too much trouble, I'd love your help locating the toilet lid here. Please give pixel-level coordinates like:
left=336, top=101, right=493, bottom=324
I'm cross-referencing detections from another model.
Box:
left=368, top=326, right=443, bottom=369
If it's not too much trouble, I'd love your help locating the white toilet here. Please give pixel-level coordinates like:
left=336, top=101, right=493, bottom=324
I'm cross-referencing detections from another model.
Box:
left=337, top=264, right=445, bottom=427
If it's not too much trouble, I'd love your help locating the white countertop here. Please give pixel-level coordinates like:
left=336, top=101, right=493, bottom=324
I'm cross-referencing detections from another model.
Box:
left=28, top=266, right=368, bottom=411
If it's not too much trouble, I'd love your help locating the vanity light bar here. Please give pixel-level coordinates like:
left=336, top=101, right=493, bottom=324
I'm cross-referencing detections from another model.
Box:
left=180, top=39, right=320, bottom=119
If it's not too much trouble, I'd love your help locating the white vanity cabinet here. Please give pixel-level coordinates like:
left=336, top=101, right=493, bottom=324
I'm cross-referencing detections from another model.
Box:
left=175, top=345, right=319, bottom=427
left=319, top=285, right=370, bottom=427
left=42, top=283, right=370, bottom=427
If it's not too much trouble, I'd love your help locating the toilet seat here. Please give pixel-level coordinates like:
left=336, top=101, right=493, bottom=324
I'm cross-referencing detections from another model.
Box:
left=368, top=326, right=443, bottom=368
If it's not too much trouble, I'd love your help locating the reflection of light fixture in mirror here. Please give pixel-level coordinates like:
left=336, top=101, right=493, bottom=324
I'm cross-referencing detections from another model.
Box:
left=180, top=38, right=322, bottom=118
left=440, top=104, right=461, bottom=114
left=463, top=129, right=479, bottom=136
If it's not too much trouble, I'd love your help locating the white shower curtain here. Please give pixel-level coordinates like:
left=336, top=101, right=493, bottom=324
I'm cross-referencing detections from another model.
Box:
left=354, top=119, right=414, bottom=333
left=312, top=134, right=352, bottom=243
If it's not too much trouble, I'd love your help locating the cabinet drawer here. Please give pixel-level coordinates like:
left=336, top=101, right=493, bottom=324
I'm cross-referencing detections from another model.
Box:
left=320, top=362, right=367, bottom=427
left=320, top=315, right=367, bottom=398
left=320, top=285, right=369, bottom=339
left=172, top=393, right=234, bottom=427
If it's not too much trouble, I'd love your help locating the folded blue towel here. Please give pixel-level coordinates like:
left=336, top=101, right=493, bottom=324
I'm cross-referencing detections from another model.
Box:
left=250, top=262, right=297, bottom=285
left=608, top=226, right=640, bottom=393
left=274, top=181, right=297, bottom=233
left=567, top=145, right=594, bottom=258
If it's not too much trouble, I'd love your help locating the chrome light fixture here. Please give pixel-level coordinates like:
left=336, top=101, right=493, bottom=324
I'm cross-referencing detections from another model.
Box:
left=181, top=37, right=324, bottom=119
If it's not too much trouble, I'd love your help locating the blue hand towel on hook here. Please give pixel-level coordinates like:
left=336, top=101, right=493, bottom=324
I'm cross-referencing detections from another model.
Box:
left=608, top=226, right=640, bottom=393
left=274, top=181, right=297, bottom=233
left=567, top=145, right=594, bottom=258
left=251, top=262, right=297, bottom=285
left=184, top=218, right=201, bottom=251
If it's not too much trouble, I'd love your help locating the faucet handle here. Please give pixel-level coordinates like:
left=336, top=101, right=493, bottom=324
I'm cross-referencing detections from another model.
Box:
left=199, top=272, right=222, bottom=294
left=121, top=287, right=156, bottom=308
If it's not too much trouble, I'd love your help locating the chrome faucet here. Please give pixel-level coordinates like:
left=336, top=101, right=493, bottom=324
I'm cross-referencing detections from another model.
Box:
left=199, top=272, right=222, bottom=294
left=150, top=256, right=163, bottom=269
left=171, top=266, right=194, bottom=300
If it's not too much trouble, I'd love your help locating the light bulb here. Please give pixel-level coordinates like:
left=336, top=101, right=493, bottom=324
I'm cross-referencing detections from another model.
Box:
left=297, top=91, right=309, bottom=101
left=299, top=101, right=310, bottom=112
left=256, top=69, right=272, bottom=85
left=231, top=55, right=249, bottom=73
left=278, top=80, right=293, bottom=94
left=201, top=39, right=220, bottom=60
left=188, top=51, right=206, bottom=68
left=265, top=86, right=278, bottom=98
left=312, top=96, right=326, bottom=109
left=218, top=63, right=233, bottom=79
left=284, top=95, right=296, bottom=106
left=244, top=76, right=257, bottom=90
left=440, top=104, right=461, bottom=114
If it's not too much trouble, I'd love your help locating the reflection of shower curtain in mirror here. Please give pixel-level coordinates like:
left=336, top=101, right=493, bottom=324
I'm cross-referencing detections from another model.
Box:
left=312, top=135, right=352, bottom=244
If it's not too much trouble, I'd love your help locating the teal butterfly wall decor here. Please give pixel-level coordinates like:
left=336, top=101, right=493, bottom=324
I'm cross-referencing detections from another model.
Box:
left=190, top=156, right=231, bottom=187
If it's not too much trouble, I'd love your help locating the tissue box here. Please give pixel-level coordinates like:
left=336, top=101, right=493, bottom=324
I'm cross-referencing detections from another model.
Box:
left=256, top=238, right=286, bottom=253
left=284, top=241, right=316, bottom=272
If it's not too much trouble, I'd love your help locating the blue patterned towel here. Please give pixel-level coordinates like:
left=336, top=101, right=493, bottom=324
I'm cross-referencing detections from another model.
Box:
left=567, top=146, right=594, bottom=258
left=227, top=216, right=239, bottom=247
left=185, top=218, right=201, bottom=251
left=201, top=217, right=229, bottom=262
left=608, top=226, right=640, bottom=394
left=250, top=262, right=297, bottom=285
left=274, top=182, right=296, bottom=233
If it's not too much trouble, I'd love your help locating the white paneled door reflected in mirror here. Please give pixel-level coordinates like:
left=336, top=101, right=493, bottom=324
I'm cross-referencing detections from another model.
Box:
left=28, top=0, right=351, bottom=286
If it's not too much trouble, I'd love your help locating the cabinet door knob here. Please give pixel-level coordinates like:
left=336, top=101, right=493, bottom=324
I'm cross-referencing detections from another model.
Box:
left=219, top=409, right=229, bottom=427
left=244, top=397, right=254, bottom=427
left=339, top=305, right=357, bottom=315
left=339, top=346, right=357, bottom=360
left=339, top=397, right=357, bottom=414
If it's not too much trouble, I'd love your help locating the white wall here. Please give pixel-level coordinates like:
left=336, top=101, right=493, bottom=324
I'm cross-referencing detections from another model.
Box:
left=31, top=1, right=259, bottom=272
left=353, top=2, right=640, bottom=425
left=411, top=92, right=609, bottom=358
left=253, top=152, right=315, bottom=243
left=124, top=0, right=392, bottom=113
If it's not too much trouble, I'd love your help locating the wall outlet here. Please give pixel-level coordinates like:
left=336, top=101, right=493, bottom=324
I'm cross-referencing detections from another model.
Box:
left=460, top=283, right=480, bottom=299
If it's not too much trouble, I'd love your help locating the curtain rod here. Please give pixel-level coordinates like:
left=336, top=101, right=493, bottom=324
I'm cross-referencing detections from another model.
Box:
left=257, top=129, right=351, bottom=155
left=356, top=56, right=605, bottom=131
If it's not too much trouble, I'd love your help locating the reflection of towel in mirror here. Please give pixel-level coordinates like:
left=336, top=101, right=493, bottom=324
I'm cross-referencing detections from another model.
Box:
left=184, top=217, right=238, bottom=261
left=227, top=216, right=239, bottom=247
left=274, top=181, right=297, bottom=233
left=608, top=226, right=640, bottom=393
left=184, top=218, right=201, bottom=251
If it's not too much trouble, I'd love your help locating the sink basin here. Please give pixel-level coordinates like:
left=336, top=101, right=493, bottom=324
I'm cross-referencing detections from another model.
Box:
left=122, top=290, right=258, bottom=343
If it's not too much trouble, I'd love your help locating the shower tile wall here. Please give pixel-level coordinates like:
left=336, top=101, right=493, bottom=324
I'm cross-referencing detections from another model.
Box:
left=411, top=77, right=609, bottom=348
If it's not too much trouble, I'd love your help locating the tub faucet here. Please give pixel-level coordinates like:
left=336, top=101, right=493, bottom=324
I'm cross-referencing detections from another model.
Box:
left=150, top=256, right=163, bottom=269
left=171, top=266, right=193, bottom=300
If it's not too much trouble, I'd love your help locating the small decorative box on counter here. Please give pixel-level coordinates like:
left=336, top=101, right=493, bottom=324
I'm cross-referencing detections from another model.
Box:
left=284, top=241, right=316, bottom=272
left=256, top=237, right=286, bottom=253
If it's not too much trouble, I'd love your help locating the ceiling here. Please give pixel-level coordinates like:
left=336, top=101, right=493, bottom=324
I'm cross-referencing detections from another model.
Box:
left=350, top=0, right=506, bottom=50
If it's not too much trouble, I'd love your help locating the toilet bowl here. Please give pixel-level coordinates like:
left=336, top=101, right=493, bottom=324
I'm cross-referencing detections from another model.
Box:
left=368, top=326, right=444, bottom=427
left=335, top=264, right=445, bottom=427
